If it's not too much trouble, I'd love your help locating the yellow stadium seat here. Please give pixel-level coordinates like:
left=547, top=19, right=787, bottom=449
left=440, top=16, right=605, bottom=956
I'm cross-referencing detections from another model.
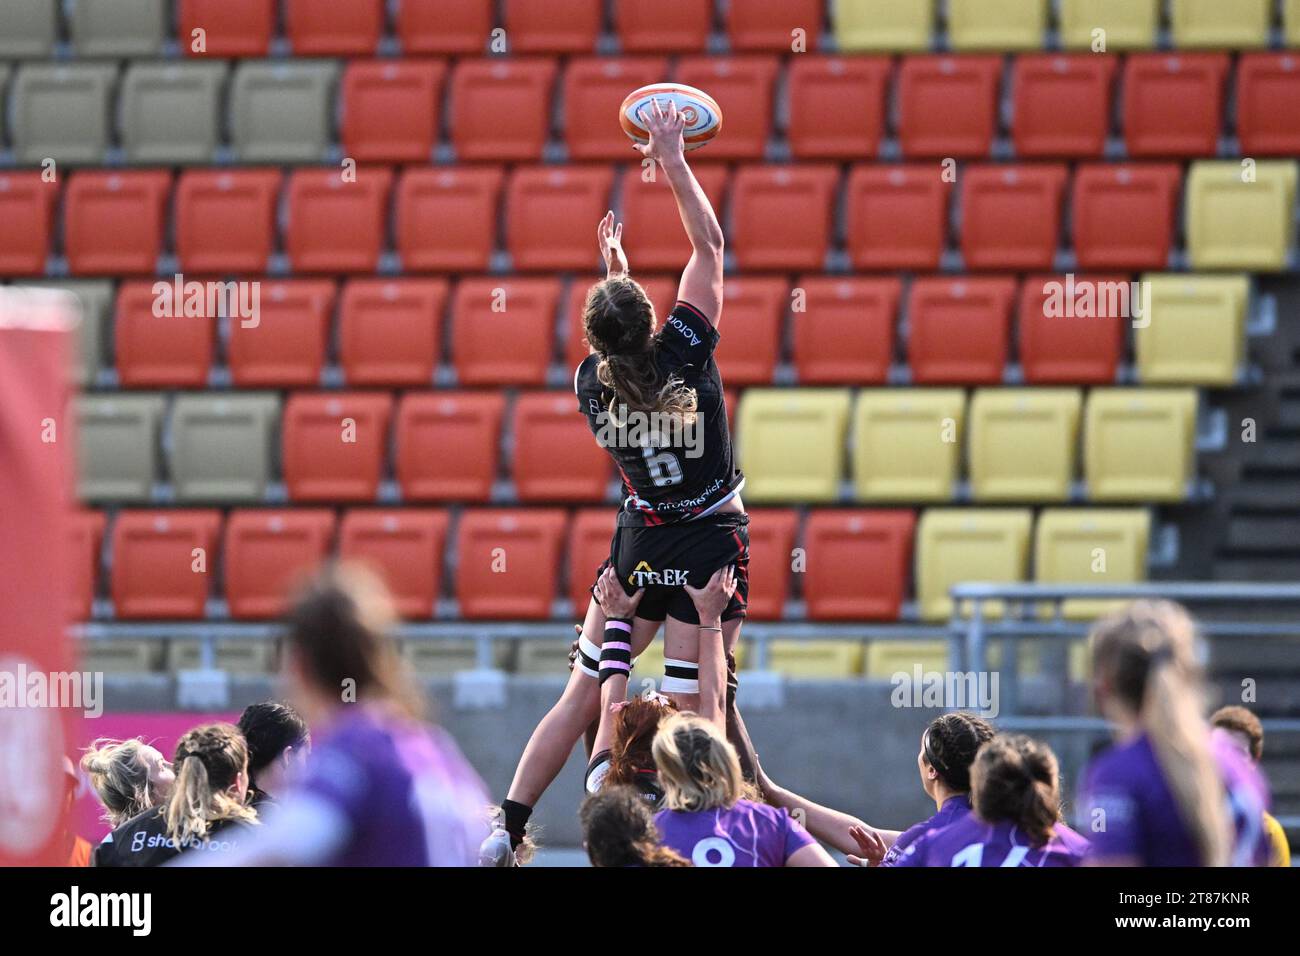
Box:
left=1287, top=0, right=1300, bottom=46
left=168, top=640, right=275, bottom=674
left=833, top=0, right=935, bottom=52
left=948, top=0, right=1048, bottom=51
left=852, top=389, right=965, bottom=502
left=1186, top=161, right=1298, bottom=272
left=1084, top=389, right=1197, bottom=502
left=1059, top=0, right=1160, bottom=50
left=1170, top=0, right=1271, bottom=49
left=968, top=389, right=1082, bottom=502
left=915, top=508, right=1033, bottom=621
left=404, top=641, right=507, bottom=675
left=1034, top=508, right=1151, bottom=619
left=515, top=639, right=576, bottom=675
left=768, top=640, right=864, bottom=678
left=81, top=641, right=162, bottom=674
left=865, top=640, right=947, bottom=678
left=632, top=640, right=665, bottom=686
left=1135, top=274, right=1249, bottom=386
left=738, top=388, right=852, bottom=502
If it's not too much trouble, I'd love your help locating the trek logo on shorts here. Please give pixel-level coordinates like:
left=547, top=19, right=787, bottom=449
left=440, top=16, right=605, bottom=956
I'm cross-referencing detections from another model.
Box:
left=628, top=561, right=689, bottom=587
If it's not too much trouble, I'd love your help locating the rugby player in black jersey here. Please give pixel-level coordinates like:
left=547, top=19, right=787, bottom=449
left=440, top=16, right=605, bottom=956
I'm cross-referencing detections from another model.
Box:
left=481, top=99, right=756, bottom=865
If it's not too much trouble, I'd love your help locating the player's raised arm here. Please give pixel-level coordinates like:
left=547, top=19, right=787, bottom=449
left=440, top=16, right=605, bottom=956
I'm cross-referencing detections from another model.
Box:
left=634, top=98, right=724, bottom=326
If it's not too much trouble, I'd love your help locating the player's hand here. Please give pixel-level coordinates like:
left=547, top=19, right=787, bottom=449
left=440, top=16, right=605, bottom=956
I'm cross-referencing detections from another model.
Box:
left=846, top=825, right=889, bottom=867
left=684, top=565, right=737, bottom=624
left=633, top=97, right=686, bottom=169
left=566, top=623, right=582, bottom=672
left=593, top=566, right=643, bottom=619
left=597, top=210, right=629, bottom=278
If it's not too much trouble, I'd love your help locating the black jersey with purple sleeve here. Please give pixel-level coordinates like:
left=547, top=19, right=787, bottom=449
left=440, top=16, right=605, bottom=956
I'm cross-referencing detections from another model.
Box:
left=575, top=300, right=744, bottom=527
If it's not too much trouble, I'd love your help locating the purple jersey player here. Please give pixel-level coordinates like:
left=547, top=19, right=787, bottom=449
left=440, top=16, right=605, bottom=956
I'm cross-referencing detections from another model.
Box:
left=1084, top=600, right=1271, bottom=866
left=896, top=734, right=1087, bottom=867
left=652, top=712, right=836, bottom=867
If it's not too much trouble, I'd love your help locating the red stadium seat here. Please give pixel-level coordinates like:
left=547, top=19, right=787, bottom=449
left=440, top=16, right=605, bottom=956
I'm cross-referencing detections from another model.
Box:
left=397, top=0, right=491, bottom=54
left=455, top=509, right=567, bottom=619
left=224, top=509, right=336, bottom=620
left=395, top=166, right=504, bottom=272
left=563, top=57, right=668, bottom=160
left=619, top=164, right=729, bottom=271
left=960, top=164, right=1068, bottom=271
left=284, top=0, right=384, bottom=55
left=714, top=277, right=787, bottom=386
left=617, top=0, right=711, bottom=52
left=506, top=165, right=615, bottom=271
left=338, top=509, right=449, bottom=619
left=803, top=510, right=916, bottom=621
left=563, top=275, right=678, bottom=369
left=1012, top=54, right=1117, bottom=158
left=726, top=0, right=825, bottom=52
left=1122, top=53, right=1229, bottom=157
left=845, top=165, right=951, bottom=271
left=395, top=392, right=506, bottom=503
left=452, top=277, right=560, bottom=386
left=1071, top=163, right=1181, bottom=270
left=339, top=278, right=449, bottom=386
left=341, top=60, right=445, bottom=163
left=110, top=510, right=221, bottom=619
left=68, top=510, right=107, bottom=621
left=282, top=392, right=393, bottom=503
left=1237, top=53, right=1300, bottom=157
left=675, top=56, right=780, bottom=160
left=0, top=172, right=58, bottom=276
left=1019, top=273, right=1126, bottom=385
left=898, top=55, right=1001, bottom=158
left=730, top=165, right=838, bottom=270
left=503, top=0, right=602, bottom=53
left=907, top=277, right=1015, bottom=385
left=228, top=279, right=336, bottom=387
left=114, top=281, right=214, bottom=388
left=178, top=0, right=274, bottom=56
left=512, top=391, right=612, bottom=502
left=744, top=507, right=800, bottom=620
left=787, top=56, right=891, bottom=159
left=791, top=276, right=901, bottom=385
left=64, top=170, right=171, bottom=276
left=449, top=59, right=557, bottom=161
left=285, top=167, right=393, bottom=274
left=567, top=508, right=615, bottom=610
left=175, top=169, right=281, bottom=275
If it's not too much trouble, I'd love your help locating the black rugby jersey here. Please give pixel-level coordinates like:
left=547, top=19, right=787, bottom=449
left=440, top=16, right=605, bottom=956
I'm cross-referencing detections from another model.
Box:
left=92, top=805, right=253, bottom=867
left=575, top=300, right=744, bottom=527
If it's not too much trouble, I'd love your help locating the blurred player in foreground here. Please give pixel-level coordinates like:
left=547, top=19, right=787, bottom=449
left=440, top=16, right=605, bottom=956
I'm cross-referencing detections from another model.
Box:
left=1210, top=704, right=1291, bottom=867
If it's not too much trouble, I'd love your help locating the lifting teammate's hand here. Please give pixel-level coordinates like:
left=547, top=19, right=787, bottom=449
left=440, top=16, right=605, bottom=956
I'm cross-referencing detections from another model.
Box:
left=592, top=566, right=644, bottom=620
left=683, top=565, right=737, bottom=624
left=632, top=97, right=686, bottom=169
left=597, top=210, right=629, bottom=278
left=846, top=824, right=890, bottom=867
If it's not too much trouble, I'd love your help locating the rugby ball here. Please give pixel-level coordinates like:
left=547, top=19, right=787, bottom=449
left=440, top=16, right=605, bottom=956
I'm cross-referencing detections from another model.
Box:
left=619, top=83, right=722, bottom=152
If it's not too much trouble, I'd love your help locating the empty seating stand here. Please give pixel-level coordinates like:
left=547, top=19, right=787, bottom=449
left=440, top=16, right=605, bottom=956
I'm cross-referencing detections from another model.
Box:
left=915, top=508, right=1033, bottom=620
left=960, top=164, right=1068, bottom=271
left=281, top=392, right=393, bottom=502
left=0, top=172, right=59, bottom=276
left=175, top=169, right=282, bottom=274
left=1071, top=164, right=1181, bottom=270
left=451, top=278, right=560, bottom=386
left=1012, top=55, right=1116, bottom=158
left=713, top=276, right=787, bottom=386
left=511, top=391, right=612, bottom=502
left=1034, top=508, right=1151, bottom=619
left=224, top=509, right=336, bottom=619
left=907, top=278, right=1016, bottom=385
left=968, top=388, right=1083, bottom=502
left=396, top=166, right=505, bottom=273
left=1018, top=273, right=1126, bottom=384
left=455, top=509, right=567, bottom=619
left=341, top=60, right=445, bottom=163
left=286, top=167, right=393, bottom=274
left=786, top=56, right=891, bottom=160
left=395, top=392, right=505, bottom=503
left=845, top=165, right=951, bottom=271
left=1134, top=274, right=1249, bottom=385
left=803, top=510, right=916, bottom=620
left=227, top=279, right=336, bottom=388
left=169, top=393, right=280, bottom=502
left=339, top=279, right=449, bottom=387
left=743, top=508, right=801, bottom=620
left=792, top=277, right=900, bottom=385
left=737, top=389, right=851, bottom=502
left=1084, top=389, right=1198, bottom=502
left=110, top=510, right=222, bottom=619
left=338, top=509, right=449, bottom=619
left=852, top=389, right=965, bottom=502
left=64, top=171, right=171, bottom=276
left=898, top=56, right=1001, bottom=158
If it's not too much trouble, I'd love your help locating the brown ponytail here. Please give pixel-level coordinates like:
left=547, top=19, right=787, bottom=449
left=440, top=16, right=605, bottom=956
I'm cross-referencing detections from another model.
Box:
left=1090, top=600, right=1233, bottom=867
left=582, top=277, right=698, bottom=423
left=580, top=786, right=690, bottom=868
left=165, top=723, right=257, bottom=845
left=971, top=735, right=1061, bottom=846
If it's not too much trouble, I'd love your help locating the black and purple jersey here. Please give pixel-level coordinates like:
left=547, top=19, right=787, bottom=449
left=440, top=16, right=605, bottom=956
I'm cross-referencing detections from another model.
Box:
left=575, top=301, right=744, bottom=527
left=893, top=816, right=1089, bottom=868
left=879, top=793, right=972, bottom=867
left=1077, top=730, right=1270, bottom=866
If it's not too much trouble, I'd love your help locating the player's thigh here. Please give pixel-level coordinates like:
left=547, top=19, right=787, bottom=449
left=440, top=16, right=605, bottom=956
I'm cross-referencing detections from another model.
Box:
left=662, top=613, right=700, bottom=712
